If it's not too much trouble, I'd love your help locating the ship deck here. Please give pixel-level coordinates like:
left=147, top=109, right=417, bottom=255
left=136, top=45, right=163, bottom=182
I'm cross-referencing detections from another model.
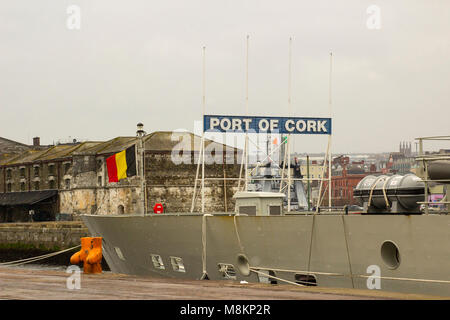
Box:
left=0, top=266, right=445, bottom=300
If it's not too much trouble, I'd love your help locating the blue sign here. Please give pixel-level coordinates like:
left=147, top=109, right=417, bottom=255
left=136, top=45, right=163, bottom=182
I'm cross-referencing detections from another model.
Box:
left=204, top=115, right=332, bottom=134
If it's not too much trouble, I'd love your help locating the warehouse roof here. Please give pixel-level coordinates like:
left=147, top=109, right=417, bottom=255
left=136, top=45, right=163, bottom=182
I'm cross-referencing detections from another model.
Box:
left=0, top=131, right=240, bottom=166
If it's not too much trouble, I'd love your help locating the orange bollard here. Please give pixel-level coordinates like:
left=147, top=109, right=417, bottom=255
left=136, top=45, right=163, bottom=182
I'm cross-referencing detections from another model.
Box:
left=70, top=237, right=103, bottom=273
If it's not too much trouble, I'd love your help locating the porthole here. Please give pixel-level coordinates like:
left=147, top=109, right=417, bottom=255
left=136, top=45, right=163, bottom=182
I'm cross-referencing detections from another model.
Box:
left=236, top=254, right=250, bottom=276
left=381, top=240, right=401, bottom=269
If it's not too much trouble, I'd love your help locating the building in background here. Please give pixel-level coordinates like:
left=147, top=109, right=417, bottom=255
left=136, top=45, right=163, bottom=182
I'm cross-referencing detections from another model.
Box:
left=315, top=156, right=380, bottom=207
left=381, top=141, right=418, bottom=174
left=0, top=132, right=241, bottom=222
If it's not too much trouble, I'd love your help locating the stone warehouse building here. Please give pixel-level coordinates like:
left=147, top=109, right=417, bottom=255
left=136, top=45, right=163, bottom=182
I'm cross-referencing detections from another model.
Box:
left=0, top=132, right=242, bottom=222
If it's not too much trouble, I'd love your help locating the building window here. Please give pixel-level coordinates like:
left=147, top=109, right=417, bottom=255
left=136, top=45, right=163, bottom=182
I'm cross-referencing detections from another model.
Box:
left=98, top=176, right=102, bottom=186
left=97, top=159, right=103, bottom=171
left=238, top=206, right=257, bottom=215
left=269, top=205, right=281, bottom=215
left=20, top=168, right=25, bottom=178
left=49, top=180, right=55, bottom=189
left=34, top=181, right=40, bottom=190
left=48, top=164, right=55, bottom=176
left=64, top=163, right=71, bottom=175
left=20, top=182, right=26, bottom=191
left=6, top=169, right=12, bottom=179
left=7, top=183, right=12, bottom=192
left=65, top=179, right=70, bottom=189
left=34, top=166, right=40, bottom=177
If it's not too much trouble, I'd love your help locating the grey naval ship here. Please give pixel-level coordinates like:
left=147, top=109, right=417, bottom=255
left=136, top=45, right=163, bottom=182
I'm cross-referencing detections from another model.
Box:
left=81, top=135, right=450, bottom=297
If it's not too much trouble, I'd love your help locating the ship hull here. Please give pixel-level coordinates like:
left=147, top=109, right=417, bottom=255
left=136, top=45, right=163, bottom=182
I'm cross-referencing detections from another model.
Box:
left=81, top=213, right=450, bottom=297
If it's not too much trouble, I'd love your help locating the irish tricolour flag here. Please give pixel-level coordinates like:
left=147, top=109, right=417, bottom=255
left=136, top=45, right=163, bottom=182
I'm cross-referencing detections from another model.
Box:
left=106, top=145, right=137, bottom=183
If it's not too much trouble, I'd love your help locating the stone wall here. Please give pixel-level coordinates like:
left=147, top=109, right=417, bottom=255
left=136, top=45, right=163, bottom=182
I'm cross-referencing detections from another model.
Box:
left=0, top=221, right=89, bottom=250
left=59, top=187, right=143, bottom=215
left=145, top=152, right=240, bottom=213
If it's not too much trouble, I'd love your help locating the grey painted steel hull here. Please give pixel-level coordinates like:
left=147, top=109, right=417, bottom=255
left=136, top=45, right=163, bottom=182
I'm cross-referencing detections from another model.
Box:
left=81, top=214, right=450, bottom=297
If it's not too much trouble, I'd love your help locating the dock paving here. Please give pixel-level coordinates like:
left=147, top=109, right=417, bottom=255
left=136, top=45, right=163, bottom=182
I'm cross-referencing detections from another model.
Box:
left=0, top=266, right=445, bottom=300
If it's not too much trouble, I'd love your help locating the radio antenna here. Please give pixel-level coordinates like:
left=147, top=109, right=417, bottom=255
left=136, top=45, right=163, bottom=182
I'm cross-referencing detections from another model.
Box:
left=287, top=37, right=293, bottom=212
left=328, top=52, right=333, bottom=211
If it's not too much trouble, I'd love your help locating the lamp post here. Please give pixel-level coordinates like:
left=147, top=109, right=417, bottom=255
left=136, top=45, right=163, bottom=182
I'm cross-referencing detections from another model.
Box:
left=136, top=123, right=146, bottom=215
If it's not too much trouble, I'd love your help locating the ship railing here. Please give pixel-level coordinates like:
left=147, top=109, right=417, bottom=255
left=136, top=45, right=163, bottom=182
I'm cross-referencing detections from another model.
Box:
left=415, top=135, right=450, bottom=215
left=195, top=177, right=323, bottom=181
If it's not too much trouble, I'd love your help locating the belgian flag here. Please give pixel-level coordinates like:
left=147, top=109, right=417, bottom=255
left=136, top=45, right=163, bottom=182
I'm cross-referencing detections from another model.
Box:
left=106, top=145, right=137, bottom=182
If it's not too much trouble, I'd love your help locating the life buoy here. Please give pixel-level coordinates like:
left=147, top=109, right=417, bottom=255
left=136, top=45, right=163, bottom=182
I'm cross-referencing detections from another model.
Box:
left=153, top=203, right=164, bottom=214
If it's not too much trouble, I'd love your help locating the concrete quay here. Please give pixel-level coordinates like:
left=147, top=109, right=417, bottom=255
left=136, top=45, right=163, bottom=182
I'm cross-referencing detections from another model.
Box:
left=0, top=266, right=445, bottom=300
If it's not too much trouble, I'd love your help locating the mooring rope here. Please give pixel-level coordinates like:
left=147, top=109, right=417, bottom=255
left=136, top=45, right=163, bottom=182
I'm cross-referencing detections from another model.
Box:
left=251, top=266, right=450, bottom=285
left=249, top=267, right=305, bottom=287
left=306, top=214, right=316, bottom=280
left=200, top=214, right=209, bottom=280
left=233, top=215, right=245, bottom=253
left=0, top=245, right=81, bottom=267
left=341, top=215, right=355, bottom=288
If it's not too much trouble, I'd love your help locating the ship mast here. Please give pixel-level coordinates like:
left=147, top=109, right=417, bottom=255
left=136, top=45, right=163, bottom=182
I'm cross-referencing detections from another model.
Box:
left=201, top=46, right=206, bottom=213
left=245, top=35, right=250, bottom=192
left=287, top=37, right=293, bottom=212
left=237, top=35, right=250, bottom=193
left=316, top=52, right=333, bottom=213
left=328, top=52, right=333, bottom=211
left=190, top=46, right=206, bottom=213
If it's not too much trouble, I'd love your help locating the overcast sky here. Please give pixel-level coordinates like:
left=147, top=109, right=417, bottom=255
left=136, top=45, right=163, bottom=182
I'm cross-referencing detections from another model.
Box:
left=1, top=0, right=449, bottom=153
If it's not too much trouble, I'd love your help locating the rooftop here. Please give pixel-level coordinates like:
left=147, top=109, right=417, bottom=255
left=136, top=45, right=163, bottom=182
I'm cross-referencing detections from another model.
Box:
left=0, top=131, right=240, bottom=166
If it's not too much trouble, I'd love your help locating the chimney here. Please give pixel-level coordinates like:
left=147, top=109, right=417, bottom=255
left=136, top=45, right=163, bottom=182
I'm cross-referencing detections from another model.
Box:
left=33, top=137, right=40, bottom=147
